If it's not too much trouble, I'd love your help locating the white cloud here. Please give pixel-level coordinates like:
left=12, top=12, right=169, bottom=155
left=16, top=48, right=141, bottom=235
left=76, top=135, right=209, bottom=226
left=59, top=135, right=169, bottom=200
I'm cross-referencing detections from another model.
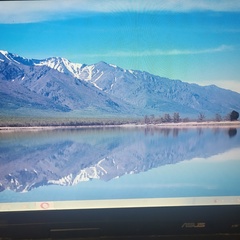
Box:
left=0, top=0, right=240, bottom=23
left=137, top=44, right=233, bottom=56
left=81, top=45, right=233, bottom=58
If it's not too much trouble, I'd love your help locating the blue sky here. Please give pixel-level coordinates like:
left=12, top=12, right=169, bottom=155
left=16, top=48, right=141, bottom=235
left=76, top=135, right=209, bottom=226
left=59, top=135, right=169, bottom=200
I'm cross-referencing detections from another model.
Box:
left=0, top=0, right=240, bottom=92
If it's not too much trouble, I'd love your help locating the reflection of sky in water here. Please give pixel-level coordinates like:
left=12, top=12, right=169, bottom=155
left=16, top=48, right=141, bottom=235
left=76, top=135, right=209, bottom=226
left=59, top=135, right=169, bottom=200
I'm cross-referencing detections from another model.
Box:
left=0, top=127, right=240, bottom=203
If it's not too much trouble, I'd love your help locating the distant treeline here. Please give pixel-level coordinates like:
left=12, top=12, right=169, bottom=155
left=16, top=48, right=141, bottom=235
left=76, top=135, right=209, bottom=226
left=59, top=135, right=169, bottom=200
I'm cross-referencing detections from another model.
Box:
left=0, top=116, right=139, bottom=127
left=0, top=111, right=239, bottom=128
left=143, top=111, right=239, bottom=124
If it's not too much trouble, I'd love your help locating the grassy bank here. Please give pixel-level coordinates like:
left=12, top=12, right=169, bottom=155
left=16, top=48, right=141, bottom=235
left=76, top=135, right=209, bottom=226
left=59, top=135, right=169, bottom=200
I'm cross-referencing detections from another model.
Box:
left=0, top=116, right=140, bottom=128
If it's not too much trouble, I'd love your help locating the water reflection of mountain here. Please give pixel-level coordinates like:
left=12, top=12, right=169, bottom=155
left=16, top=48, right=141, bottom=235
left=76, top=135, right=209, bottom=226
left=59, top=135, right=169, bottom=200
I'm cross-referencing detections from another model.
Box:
left=0, top=127, right=239, bottom=192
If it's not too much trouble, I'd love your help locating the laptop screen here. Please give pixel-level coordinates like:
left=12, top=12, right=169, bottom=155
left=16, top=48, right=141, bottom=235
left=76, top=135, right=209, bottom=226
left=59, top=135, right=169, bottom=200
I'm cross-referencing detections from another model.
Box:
left=0, top=0, right=240, bottom=214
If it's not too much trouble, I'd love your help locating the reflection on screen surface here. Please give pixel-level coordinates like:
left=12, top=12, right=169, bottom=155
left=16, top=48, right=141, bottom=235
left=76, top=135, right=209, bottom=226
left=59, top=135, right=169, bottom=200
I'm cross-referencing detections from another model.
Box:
left=0, top=1, right=240, bottom=212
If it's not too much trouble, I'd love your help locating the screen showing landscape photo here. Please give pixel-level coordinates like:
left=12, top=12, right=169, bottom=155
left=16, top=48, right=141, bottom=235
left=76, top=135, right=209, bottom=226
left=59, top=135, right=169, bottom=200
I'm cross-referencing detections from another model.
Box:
left=0, top=0, right=240, bottom=211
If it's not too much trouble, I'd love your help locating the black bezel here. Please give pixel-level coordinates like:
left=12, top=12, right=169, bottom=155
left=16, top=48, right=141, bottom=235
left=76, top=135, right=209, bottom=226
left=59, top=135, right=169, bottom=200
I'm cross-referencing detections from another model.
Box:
left=1, top=204, right=240, bottom=239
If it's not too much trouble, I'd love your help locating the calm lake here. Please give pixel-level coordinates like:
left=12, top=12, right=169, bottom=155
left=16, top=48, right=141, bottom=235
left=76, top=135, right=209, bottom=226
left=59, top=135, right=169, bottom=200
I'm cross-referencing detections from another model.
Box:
left=0, top=126, right=240, bottom=203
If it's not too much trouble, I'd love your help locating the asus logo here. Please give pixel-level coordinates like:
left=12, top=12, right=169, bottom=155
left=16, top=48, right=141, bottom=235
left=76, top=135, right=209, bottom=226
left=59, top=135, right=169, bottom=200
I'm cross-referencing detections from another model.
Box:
left=182, top=222, right=206, bottom=228
left=232, top=224, right=240, bottom=228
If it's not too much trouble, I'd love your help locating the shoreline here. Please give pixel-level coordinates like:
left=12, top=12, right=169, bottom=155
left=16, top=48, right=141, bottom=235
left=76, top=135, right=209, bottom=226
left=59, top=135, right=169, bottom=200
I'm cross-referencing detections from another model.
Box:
left=0, top=121, right=240, bottom=132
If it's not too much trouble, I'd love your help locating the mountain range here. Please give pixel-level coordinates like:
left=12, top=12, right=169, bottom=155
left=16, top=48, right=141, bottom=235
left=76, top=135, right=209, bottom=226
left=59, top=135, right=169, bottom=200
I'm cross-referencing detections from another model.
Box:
left=1, top=50, right=240, bottom=118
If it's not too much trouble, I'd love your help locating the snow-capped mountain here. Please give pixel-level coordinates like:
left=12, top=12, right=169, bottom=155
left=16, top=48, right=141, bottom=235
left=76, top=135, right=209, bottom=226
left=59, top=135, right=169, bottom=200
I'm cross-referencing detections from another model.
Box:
left=0, top=50, right=92, bottom=81
left=0, top=50, right=133, bottom=115
left=1, top=50, right=240, bottom=117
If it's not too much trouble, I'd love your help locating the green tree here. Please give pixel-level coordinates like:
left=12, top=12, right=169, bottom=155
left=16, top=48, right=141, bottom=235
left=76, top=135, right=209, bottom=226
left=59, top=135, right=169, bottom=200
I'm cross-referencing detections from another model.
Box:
left=230, top=110, right=239, bottom=121
left=198, top=113, right=205, bottom=122
left=173, top=112, right=180, bottom=123
left=164, top=113, right=172, bottom=123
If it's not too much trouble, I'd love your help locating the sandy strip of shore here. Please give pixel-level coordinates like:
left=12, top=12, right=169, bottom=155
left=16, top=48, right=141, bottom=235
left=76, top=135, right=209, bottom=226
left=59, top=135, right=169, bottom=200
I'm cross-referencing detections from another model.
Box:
left=0, top=121, right=239, bottom=132
left=140, top=121, right=240, bottom=128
